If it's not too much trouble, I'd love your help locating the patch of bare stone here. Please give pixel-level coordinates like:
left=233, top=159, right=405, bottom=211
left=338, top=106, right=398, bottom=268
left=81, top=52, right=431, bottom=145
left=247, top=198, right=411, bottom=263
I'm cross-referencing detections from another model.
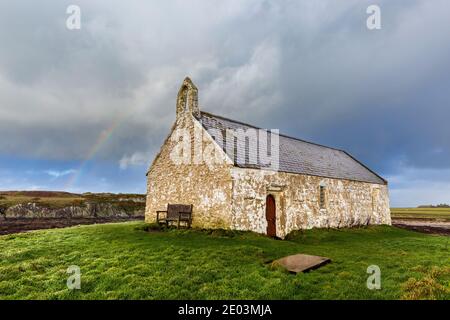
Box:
left=271, top=253, right=331, bottom=273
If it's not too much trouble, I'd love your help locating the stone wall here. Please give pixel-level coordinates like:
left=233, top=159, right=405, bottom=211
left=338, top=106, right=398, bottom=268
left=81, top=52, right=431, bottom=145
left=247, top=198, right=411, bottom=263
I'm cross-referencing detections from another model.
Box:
left=230, top=167, right=391, bottom=238
left=145, top=114, right=391, bottom=237
left=145, top=112, right=234, bottom=229
left=1, top=202, right=144, bottom=219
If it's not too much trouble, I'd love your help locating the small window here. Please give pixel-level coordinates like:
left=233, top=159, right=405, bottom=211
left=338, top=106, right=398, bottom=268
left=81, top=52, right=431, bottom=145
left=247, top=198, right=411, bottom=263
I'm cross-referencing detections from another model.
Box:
left=319, top=185, right=326, bottom=209
left=319, top=181, right=327, bottom=209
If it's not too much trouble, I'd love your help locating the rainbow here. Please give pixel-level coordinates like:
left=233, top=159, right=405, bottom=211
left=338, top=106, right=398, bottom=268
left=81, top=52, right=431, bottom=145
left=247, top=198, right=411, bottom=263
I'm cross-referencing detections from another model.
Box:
left=64, top=114, right=123, bottom=190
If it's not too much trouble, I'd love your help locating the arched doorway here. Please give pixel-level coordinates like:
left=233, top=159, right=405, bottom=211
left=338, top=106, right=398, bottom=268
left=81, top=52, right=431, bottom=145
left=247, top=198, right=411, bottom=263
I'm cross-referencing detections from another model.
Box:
left=265, top=194, right=276, bottom=237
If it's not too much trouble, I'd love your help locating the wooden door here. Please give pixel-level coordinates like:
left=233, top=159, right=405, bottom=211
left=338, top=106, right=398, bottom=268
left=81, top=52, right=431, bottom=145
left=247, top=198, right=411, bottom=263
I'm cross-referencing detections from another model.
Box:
left=265, top=195, right=276, bottom=237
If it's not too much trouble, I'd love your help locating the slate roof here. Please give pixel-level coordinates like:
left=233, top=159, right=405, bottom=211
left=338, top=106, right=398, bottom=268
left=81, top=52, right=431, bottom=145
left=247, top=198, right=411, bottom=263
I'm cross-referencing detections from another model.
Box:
left=197, top=111, right=386, bottom=185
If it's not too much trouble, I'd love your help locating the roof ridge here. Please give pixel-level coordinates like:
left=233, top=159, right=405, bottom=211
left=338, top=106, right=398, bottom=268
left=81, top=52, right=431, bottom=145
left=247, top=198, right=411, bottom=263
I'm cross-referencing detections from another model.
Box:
left=199, top=111, right=345, bottom=153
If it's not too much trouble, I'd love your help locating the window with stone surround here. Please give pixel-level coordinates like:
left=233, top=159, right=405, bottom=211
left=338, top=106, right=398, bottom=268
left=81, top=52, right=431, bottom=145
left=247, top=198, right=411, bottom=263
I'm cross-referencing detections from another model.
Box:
left=319, top=181, right=327, bottom=210
left=319, top=184, right=326, bottom=209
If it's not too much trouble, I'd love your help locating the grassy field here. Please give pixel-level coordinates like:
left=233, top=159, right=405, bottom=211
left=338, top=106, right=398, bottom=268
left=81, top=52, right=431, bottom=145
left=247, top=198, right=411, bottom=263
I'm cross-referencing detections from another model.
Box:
left=0, top=191, right=145, bottom=212
left=391, top=207, right=450, bottom=221
left=0, top=222, right=448, bottom=300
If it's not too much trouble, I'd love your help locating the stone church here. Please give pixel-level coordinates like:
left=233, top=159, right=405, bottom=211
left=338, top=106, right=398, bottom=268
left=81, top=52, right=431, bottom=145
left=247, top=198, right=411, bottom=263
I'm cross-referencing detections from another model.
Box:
left=145, top=77, right=391, bottom=238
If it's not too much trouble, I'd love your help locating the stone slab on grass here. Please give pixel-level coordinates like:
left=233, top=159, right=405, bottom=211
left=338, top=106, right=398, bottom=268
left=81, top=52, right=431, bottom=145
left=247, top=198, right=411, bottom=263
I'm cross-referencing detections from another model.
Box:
left=272, top=254, right=331, bottom=273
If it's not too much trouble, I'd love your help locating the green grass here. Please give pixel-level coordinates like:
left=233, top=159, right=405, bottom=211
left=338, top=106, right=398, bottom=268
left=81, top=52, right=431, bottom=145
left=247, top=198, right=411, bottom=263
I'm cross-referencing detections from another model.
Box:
left=0, top=222, right=449, bottom=300
left=391, top=207, right=450, bottom=221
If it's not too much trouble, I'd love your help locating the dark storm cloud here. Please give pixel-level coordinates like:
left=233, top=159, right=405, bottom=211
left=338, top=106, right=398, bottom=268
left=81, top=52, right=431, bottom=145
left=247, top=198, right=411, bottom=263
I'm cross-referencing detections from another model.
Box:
left=268, top=0, right=450, bottom=174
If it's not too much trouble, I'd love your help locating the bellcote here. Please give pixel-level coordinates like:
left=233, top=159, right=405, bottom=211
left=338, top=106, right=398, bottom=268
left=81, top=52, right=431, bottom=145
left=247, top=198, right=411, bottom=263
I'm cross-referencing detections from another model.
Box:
left=176, top=77, right=199, bottom=118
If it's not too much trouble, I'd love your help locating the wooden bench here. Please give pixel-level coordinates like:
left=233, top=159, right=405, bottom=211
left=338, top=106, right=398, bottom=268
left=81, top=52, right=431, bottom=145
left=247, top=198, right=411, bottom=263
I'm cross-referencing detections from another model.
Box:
left=157, top=204, right=193, bottom=228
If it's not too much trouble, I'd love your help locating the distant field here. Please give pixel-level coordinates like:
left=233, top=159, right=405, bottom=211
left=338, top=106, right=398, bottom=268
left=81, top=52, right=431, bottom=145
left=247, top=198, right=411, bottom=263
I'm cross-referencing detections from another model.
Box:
left=0, top=191, right=145, bottom=210
left=0, top=191, right=146, bottom=235
left=391, top=208, right=450, bottom=221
